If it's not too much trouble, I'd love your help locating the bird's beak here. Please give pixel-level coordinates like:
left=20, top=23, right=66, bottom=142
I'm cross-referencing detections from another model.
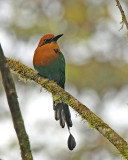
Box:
left=50, top=34, right=63, bottom=42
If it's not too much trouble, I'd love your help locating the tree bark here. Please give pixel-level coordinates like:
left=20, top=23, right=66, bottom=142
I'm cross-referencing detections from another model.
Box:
left=0, top=45, right=33, bottom=160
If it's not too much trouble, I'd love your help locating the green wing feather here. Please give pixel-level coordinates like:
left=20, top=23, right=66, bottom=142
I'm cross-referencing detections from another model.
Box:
left=58, top=53, right=65, bottom=88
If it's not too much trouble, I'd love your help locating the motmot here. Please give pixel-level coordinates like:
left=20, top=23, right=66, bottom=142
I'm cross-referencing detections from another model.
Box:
left=33, top=34, right=76, bottom=150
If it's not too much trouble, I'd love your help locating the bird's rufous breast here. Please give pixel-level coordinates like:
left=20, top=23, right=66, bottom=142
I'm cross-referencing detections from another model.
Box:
left=33, top=42, right=61, bottom=66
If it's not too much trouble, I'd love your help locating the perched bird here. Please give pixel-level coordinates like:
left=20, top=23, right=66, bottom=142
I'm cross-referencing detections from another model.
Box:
left=33, top=34, right=76, bottom=150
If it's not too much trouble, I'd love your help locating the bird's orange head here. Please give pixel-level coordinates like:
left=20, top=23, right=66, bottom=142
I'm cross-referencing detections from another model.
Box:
left=37, top=34, right=63, bottom=47
left=33, top=34, right=63, bottom=66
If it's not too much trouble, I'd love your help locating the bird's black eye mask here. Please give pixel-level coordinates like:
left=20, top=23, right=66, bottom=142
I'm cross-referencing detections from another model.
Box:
left=41, top=38, right=52, bottom=46
left=40, top=34, right=63, bottom=47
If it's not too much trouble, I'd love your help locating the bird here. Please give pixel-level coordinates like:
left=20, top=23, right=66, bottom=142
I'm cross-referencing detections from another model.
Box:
left=33, top=34, right=76, bottom=150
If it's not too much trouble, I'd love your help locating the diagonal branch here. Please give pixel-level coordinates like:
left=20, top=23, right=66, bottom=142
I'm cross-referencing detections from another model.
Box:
left=6, top=57, right=128, bottom=159
left=115, top=0, right=128, bottom=30
left=0, top=45, right=33, bottom=160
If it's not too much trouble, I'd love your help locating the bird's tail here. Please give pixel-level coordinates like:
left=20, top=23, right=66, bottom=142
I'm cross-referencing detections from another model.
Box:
left=53, top=101, right=76, bottom=150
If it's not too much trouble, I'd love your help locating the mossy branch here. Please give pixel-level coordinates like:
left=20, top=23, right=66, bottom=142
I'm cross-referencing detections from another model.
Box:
left=0, top=45, right=33, bottom=160
left=115, top=0, right=128, bottom=30
left=6, top=57, right=128, bottom=159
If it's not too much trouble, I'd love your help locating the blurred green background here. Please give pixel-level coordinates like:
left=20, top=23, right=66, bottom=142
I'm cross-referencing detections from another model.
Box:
left=0, top=0, right=128, bottom=160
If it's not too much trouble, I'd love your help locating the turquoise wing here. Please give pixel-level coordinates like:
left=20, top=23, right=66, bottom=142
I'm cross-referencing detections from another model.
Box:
left=58, top=52, right=65, bottom=88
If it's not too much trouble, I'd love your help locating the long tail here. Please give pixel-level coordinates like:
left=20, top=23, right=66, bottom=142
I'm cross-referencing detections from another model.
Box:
left=53, top=101, right=76, bottom=150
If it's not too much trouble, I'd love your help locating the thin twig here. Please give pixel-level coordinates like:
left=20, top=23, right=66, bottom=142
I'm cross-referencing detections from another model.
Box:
left=0, top=45, right=33, bottom=160
left=6, top=57, right=128, bottom=159
left=115, top=0, right=128, bottom=30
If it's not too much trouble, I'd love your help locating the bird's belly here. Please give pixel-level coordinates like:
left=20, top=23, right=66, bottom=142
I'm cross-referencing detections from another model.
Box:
left=34, top=61, right=60, bottom=84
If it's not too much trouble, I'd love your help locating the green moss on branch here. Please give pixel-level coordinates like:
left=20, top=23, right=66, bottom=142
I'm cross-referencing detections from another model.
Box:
left=7, top=57, right=128, bottom=160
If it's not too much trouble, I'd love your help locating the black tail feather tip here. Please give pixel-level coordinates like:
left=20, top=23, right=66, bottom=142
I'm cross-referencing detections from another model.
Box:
left=53, top=102, right=76, bottom=150
left=68, top=134, right=76, bottom=150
